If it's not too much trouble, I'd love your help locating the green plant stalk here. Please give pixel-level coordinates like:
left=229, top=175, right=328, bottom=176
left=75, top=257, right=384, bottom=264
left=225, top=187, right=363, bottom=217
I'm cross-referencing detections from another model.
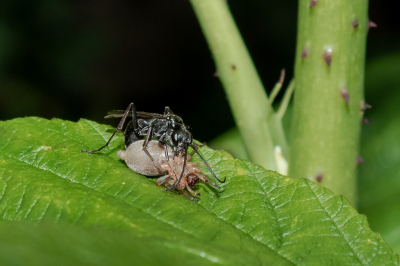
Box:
left=289, top=0, right=369, bottom=205
left=190, top=0, right=281, bottom=170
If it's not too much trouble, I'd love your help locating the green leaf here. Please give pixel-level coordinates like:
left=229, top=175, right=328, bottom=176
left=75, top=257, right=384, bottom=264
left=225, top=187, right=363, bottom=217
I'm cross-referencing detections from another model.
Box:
left=0, top=117, right=397, bottom=265
left=0, top=221, right=234, bottom=266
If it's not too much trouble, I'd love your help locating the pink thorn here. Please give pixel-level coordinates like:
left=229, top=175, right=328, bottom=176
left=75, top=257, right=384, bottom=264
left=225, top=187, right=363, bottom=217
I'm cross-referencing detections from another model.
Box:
left=363, top=118, right=370, bottom=124
left=362, top=102, right=372, bottom=111
left=309, top=0, right=318, bottom=8
left=213, top=72, right=219, bottom=77
left=316, top=173, right=323, bottom=183
left=323, top=49, right=332, bottom=67
left=340, top=88, right=350, bottom=105
left=368, top=21, right=378, bottom=29
left=357, top=155, right=365, bottom=164
left=279, top=69, right=285, bottom=85
left=301, top=48, right=308, bottom=58
left=352, top=19, right=359, bottom=29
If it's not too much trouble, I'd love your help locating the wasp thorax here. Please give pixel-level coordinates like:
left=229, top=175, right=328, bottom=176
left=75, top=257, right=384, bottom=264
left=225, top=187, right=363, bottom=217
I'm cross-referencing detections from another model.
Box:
left=167, top=115, right=183, bottom=129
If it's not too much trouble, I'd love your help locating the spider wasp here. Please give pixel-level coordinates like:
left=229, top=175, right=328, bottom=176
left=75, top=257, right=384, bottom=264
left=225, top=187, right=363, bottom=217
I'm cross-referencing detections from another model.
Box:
left=81, top=103, right=225, bottom=191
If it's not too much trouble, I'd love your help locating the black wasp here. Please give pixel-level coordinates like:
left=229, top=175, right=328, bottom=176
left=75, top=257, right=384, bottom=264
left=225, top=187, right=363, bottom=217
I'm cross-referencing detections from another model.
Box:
left=81, top=102, right=225, bottom=191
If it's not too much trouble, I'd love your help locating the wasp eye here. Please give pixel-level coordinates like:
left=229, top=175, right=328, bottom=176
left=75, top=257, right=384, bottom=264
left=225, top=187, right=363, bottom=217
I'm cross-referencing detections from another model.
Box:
left=172, top=132, right=179, bottom=146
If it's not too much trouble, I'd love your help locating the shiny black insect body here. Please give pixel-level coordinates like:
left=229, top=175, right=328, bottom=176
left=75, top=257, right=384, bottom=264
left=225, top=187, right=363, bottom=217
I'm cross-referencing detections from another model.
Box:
left=81, top=103, right=225, bottom=191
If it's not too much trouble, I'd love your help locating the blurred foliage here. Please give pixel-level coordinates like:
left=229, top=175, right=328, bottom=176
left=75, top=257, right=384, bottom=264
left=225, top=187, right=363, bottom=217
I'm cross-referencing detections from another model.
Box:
left=209, top=102, right=292, bottom=160
left=358, top=53, right=400, bottom=254
left=209, top=128, right=249, bottom=160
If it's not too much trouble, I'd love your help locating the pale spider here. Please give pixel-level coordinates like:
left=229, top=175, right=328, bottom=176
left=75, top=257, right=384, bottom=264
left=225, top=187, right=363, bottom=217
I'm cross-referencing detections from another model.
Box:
left=118, top=140, right=220, bottom=201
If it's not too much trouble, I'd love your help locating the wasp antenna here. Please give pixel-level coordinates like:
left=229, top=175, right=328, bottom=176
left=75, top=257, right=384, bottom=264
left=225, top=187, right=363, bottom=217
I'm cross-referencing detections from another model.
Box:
left=165, top=147, right=188, bottom=192
left=190, top=144, right=226, bottom=183
left=165, top=145, right=179, bottom=181
left=131, top=102, right=138, bottom=130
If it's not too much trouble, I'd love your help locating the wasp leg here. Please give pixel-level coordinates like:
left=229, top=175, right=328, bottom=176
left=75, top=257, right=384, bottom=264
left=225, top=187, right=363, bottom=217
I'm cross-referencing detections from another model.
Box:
left=197, top=172, right=220, bottom=189
left=142, top=120, right=164, bottom=172
left=165, top=147, right=188, bottom=191
left=189, top=144, right=226, bottom=184
left=81, top=103, right=133, bottom=153
left=123, top=121, right=141, bottom=148
left=192, top=142, right=206, bottom=148
left=164, top=145, right=179, bottom=180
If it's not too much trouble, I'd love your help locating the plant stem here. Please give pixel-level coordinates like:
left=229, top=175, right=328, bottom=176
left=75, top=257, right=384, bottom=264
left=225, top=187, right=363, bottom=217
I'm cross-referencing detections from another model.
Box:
left=289, top=0, right=369, bottom=206
left=190, top=0, right=280, bottom=170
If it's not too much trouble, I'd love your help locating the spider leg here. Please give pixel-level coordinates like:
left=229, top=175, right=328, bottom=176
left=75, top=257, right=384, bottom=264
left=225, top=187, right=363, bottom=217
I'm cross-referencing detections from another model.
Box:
left=186, top=183, right=201, bottom=197
left=156, top=175, right=171, bottom=186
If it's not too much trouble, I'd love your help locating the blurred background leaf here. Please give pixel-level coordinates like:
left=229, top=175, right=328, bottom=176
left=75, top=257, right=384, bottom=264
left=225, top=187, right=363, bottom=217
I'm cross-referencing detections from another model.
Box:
left=358, top=53, right=400, bottom=254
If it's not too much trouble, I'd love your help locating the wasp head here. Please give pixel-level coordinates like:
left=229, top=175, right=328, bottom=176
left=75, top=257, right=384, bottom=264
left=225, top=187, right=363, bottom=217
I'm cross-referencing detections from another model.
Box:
left=171, top=129, right=193, bottom=154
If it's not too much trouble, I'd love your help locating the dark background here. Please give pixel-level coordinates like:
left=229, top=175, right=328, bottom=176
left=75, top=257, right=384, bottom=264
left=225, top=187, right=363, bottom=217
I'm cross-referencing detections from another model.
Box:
left=0, top=0, right=398, bottom=142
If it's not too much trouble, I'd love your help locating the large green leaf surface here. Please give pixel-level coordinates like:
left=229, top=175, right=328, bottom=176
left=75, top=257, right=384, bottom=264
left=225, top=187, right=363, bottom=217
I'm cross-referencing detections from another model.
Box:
left=0, top=117, right=397, bottom=265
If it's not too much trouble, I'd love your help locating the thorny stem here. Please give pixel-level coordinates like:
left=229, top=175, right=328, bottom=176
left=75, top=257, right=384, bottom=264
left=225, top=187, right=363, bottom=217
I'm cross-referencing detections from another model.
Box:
left=190, top=0, right=288, bottom=171
left=289, top=0, right=369, bottom=205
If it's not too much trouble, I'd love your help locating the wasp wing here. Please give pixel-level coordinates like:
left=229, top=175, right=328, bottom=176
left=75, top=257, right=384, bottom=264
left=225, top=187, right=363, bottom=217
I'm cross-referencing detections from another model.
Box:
left=104, top=110, right=129, bottom=119
left=105, top=110, right=165, bottom=119
left=136, top=112, right=165, bottom=119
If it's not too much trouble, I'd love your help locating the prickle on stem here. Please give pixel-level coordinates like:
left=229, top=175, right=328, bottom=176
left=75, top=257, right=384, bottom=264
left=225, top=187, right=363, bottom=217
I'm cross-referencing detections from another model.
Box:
left=357, top=155, right=365, bottom=164
left=309, top=0, right=318, bottom=8
left=323, top=48, right=333, bottom=67
left=301, top=48, right=308, bottom=58
left=316, top=173, right=323, bottom=183
left=340, top=87, right=350, bottom=105
left=352, top=19, right=359, bottom=29
left=279, top=69, right=285, bottom=85
left=361, top=102, right=372, bottom=111
left=363, top=118, right=370, bottom=124
left=368, top=21, right=378, bottom=30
